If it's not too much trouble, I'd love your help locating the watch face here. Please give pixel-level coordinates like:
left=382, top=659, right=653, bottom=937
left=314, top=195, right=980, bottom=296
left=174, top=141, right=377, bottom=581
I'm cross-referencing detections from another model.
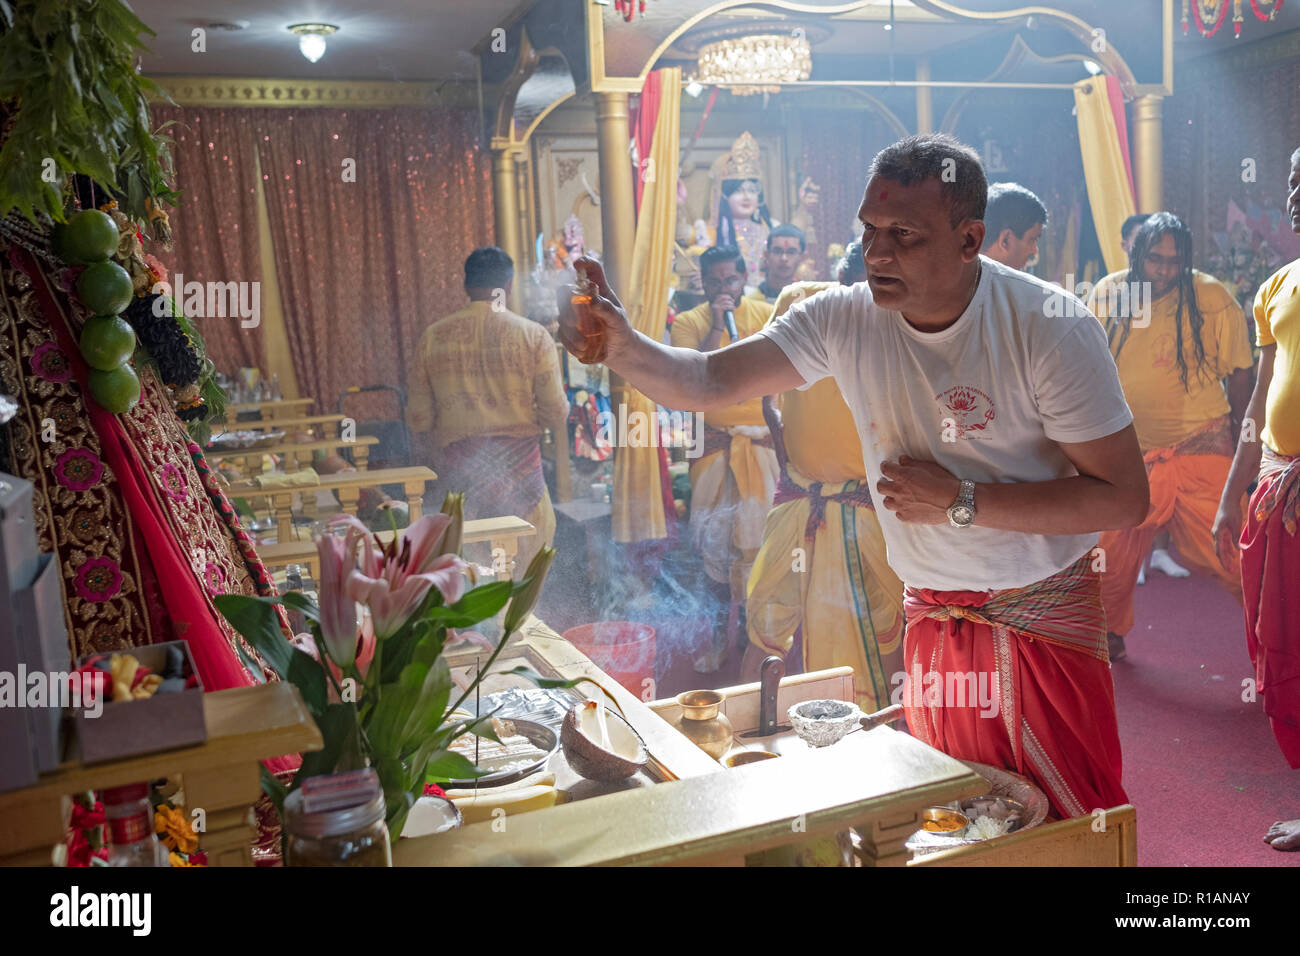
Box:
left=949, top=505, right=974, bottom=527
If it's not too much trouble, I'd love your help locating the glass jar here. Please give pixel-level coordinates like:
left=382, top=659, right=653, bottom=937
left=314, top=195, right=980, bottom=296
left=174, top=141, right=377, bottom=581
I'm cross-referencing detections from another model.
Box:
left=282, top=788, right=392, bottom=867
left=103, top=782, right=169, bottom=867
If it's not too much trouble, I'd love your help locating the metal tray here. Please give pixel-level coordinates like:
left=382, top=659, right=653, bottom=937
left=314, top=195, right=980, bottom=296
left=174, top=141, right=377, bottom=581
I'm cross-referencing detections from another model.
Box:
left=442, top=717, right=558, bottom=790
left=906, top=759, right=1050, bottom=856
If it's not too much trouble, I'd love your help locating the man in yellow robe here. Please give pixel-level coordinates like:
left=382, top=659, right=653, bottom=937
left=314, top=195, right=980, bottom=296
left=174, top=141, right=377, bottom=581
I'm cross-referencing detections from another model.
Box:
left=672, top=245, right=777, bottom=670
left=406, top=246, right=569, bottom=576
left=744, top=241, right=905, bottom=710
left=1088, top=214, right=1255, bottom=660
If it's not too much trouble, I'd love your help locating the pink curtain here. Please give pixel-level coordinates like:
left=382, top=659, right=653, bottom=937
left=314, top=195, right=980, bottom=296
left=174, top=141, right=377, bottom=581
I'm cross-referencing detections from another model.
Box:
left=1105, top=76, right=1136, bottom=206
left=800, top=109, right=896, bottom=274
left=253, top=107, right=494, bottom=409
left=151, top=106, right=268, bottom=373
left=151, top=105, right=495, bottom=409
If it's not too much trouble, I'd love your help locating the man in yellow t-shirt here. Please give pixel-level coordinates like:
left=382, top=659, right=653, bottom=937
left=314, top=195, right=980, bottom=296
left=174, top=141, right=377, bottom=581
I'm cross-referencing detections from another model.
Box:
left=672, top=245, right=776, bottom=671
left=406, top=246, right=569, bottom=575
left=743, top=240, right=906, bottom=710
left=1088, top=213, right=1255, bottom=661
left=1214, top=147, right=1300, bottom=851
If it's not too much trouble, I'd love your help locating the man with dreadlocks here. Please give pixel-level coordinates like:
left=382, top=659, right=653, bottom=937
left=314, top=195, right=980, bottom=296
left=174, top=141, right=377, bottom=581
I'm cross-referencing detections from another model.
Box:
left=1213, top=146, right=1300, bottom=852
left=1088, top=213, right=1256, bottom=662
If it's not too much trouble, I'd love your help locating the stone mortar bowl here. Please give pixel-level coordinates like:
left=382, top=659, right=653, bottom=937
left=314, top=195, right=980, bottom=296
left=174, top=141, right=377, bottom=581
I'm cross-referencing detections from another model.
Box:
left=787, top=699, right=862, bottom=748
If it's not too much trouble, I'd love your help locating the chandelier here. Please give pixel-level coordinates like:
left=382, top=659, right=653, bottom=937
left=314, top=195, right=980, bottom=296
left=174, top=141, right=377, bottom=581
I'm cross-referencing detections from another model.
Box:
left=1182, top=0, right=1284, bottom=38
left=697, top=33, right=812, bottom=96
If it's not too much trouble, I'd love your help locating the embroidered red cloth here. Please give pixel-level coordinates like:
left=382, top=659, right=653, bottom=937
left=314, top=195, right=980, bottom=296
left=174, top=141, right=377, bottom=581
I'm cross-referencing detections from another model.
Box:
left=901, top=553, right=1127, bottom=818
left=1241, top=447, right=1300, bottom=768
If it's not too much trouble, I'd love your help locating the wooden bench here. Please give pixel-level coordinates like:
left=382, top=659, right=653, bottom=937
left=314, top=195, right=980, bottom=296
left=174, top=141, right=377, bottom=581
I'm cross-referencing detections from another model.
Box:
left=259, top=515, right=537, bottom=582
left=228, top=465, right=437, bottom=542
left=215, top=413, right=349, bottom=439
left=212, top=435, right=381, bottom=475
left=225, top=397, right=314, bottom=422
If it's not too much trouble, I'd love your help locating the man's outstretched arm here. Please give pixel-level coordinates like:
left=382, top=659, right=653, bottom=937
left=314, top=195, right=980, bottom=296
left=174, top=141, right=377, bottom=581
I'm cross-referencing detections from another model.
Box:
left=558, top=257, right=805, bottom=411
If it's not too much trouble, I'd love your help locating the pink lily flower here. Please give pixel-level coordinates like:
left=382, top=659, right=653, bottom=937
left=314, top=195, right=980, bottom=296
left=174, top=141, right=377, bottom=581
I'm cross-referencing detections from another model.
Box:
left=292, top=622, right=375, bottom=699
left=315, top=530, right=364, bottom=669
left=325, top=514, right=470, bottom=641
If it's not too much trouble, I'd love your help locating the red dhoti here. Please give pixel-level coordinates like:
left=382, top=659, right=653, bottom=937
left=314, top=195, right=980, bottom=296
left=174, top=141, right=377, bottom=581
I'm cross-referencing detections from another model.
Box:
left=1098, top=417, right=1243, bottom=637
left=902, top=552, right=1128, bottom=818
left=1240, top=447, right=1300, bottom=768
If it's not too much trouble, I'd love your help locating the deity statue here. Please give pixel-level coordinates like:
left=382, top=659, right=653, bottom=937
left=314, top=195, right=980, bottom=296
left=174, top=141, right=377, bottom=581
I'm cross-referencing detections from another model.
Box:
left=708, top=132, right=820, bottom=287
left=562, top=214, right=586, bottom=260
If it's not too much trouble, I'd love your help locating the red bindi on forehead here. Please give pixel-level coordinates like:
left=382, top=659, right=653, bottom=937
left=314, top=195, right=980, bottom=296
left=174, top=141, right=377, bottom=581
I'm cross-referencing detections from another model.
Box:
left=879, top=189, right=889, bottom=201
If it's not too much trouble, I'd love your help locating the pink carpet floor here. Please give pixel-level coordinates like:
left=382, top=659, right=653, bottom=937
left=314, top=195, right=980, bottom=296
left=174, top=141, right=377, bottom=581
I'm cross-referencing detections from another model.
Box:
left=1112, top=568, right=1299, bottom=866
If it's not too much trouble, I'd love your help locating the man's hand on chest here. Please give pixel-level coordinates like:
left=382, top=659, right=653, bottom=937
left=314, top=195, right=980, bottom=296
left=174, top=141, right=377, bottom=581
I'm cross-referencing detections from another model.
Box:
left=876, top=456, right=963, bottom=524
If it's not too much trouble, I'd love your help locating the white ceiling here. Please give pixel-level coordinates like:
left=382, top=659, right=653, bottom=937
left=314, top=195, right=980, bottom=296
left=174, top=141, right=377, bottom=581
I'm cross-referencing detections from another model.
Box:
left=130, top=0, right=523, bottom=81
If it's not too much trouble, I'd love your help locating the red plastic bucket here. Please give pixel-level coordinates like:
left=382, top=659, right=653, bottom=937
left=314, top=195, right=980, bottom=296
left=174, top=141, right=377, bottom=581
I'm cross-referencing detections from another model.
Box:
left=562, top=622, right=656, bottom=697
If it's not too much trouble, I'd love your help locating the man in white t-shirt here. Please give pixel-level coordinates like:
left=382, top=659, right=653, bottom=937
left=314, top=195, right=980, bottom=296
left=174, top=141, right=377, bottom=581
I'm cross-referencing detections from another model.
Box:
left=557, top=134, right=1149, bottom=819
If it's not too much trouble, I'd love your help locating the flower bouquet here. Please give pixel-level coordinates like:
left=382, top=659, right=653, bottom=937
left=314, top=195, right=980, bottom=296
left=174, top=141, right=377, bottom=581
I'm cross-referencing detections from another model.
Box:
left=213, top=493, right=559, bottom=839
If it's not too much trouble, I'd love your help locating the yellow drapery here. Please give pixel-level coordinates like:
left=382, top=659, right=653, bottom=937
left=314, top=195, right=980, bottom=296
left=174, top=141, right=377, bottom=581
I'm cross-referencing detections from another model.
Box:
left=1074, top=78, right=1135, bottom=277
left=612, top=68, right=681, bottom=543
left=252, top=149, right=300, bottom=398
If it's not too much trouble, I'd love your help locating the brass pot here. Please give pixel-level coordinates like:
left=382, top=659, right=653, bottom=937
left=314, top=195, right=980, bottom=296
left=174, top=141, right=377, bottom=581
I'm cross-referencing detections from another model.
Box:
left=670, top=690, right=734, bottom=760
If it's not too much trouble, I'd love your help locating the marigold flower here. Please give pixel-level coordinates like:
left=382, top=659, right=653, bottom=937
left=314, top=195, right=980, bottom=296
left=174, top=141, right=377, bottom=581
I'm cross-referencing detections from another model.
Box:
left=154, top=805, right=198, bottom=854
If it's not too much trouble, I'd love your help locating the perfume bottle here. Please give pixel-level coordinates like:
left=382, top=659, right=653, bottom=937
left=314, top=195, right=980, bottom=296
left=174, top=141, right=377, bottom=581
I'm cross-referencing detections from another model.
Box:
left=570, top=273, right=607, bottom=364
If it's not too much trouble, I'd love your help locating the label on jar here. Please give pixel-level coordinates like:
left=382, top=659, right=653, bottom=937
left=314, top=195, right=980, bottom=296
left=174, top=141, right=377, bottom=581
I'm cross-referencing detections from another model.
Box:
left=108, top=813, right=152, bottom=845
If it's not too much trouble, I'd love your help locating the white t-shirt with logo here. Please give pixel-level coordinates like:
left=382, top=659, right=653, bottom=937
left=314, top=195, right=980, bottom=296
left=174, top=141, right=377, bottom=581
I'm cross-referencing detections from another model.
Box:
left=755, top=255, right=1133, bottom=591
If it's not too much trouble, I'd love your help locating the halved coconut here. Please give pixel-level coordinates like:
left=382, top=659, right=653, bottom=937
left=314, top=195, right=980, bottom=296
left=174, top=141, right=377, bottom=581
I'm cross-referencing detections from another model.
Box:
left=561, top=700, right=649, bottom=781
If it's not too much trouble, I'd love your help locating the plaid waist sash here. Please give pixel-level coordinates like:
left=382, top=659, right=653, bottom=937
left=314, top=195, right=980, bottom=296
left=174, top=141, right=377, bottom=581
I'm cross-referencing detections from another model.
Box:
left=438, top=434, right=544, bottom=521
left=903, top=551, right=1107, bottom=660
left=700, top=423, right=772, bottom=460
left=773, top=473, right=876, bottom=544
left=1146, top=415, right=1235, bottom=464
left=1255, top=446, right=1300, bottom=536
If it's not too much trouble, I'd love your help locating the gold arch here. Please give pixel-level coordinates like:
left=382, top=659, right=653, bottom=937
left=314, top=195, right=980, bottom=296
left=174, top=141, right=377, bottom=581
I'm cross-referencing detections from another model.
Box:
left=786, top=86, right=912, bottom=139
left=587, top=0, right=1148, bottom=99
left=939, top=35, right=1110, bottom=133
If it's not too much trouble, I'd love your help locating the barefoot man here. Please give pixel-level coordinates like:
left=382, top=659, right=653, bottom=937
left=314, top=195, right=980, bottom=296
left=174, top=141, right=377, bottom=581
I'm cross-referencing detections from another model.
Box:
left=559, top=134, right=1149, bottom=818
left=1213, top=147, right=1300, bottom=852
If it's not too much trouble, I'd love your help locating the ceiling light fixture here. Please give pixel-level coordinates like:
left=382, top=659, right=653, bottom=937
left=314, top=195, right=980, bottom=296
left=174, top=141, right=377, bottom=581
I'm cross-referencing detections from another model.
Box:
left=287, top=23, right=339, bottom=64
left=696, top=32, right=811, bottom=96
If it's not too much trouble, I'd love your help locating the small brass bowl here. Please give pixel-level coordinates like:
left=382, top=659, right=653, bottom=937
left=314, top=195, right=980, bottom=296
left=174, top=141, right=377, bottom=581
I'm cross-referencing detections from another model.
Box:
left=920, top=806, right=969, bottom=836
left=723, top=750, right=779, bottom=768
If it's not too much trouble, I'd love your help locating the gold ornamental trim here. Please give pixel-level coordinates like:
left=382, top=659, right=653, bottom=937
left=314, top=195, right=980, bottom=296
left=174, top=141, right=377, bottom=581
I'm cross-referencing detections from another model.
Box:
left=150, top=76, right=478, bottom=109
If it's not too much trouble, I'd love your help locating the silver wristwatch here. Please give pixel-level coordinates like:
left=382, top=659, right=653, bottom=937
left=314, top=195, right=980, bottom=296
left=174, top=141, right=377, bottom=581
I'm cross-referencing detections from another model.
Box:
left=947, top=479, right=977, bottom=528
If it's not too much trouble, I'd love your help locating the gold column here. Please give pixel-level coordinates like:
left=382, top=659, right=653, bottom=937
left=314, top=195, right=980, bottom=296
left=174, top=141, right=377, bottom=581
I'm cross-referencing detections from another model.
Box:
left=915, top=58, right=933, bottom=134
left=1133, top=94, right=1164, bottom=213
left=491, top=142, right=526, bottom=311
left=595, top=91, right=637, bottom=294
left=515, top=150, right=534, bottom=273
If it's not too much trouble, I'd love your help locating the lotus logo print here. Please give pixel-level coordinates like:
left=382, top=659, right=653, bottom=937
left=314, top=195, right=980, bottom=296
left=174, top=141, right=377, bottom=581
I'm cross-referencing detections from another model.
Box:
left=937, top=385, right=995, bottom=439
